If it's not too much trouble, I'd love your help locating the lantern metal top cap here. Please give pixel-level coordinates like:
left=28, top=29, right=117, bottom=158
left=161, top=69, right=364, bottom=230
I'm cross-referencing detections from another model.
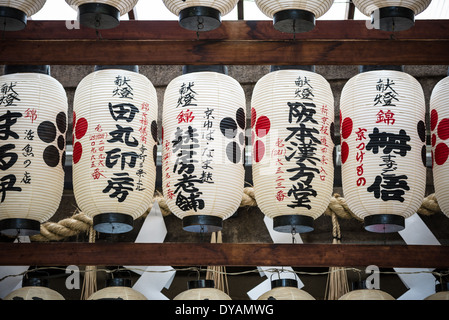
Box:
left=187, top=279, right=215, bottom=290
left=271, top=278, right=298, bottom=289
left=0, top=218, right=41, bottom=237
left=106, top=277, right=132, bottom=288
left=4, top=65, right=51, bottom=75
left=182, top=65, right=228, bottom=75
left=179, top=6, right=221, bottom=32
left=94, top=65, right=139, bottom=73
left=270, top=65, right=316, bottom=73
left=359, top=65, right=404, bottom=73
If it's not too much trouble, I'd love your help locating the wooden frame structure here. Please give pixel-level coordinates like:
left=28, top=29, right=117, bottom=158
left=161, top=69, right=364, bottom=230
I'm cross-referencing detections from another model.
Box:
left=0, top=17, right=448, bottom=269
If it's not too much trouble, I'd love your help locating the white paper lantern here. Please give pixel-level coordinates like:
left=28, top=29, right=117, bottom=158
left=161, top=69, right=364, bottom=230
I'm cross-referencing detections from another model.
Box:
left=338, top=289, right=395, bottom=300
left=340, top=66, right=426, bottom=232
left=251, top=67, right=334, bottom=233
left=72, top=66, right=158, bottom=234
left=162, top=0, right=239, bottom=31
left=88, top=278, right=147, bottom=300
left=173, top=280, right=232, bottom=300
left=352, top=0, right=431, bottom=31
left=254, top=0, right=334, bottom=33
left=162, top=66, right=245, bottom=232
left=257, top=279, right=315, bottom=300
left=66, top=0, right=138, bottom=29
left=425, top=283, right=449, bottom=300
left=430, top=74, right=449, bottom=219
left=0, top=0, right=46, bottom=30
left=0, top=65, right=67, bottom=236
left=4, top=277, right=65, bottom=300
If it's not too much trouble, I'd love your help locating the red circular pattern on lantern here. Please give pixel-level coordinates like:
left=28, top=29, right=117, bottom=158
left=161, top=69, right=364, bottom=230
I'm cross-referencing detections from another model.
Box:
left=432, top=133, right=437, bottom=147
left=430, top=109, right=438, bottom=131
left=251, top=108, right=257, bottom=128
left=341, top=117, right=353, bottom=140
left=435, top=142, right=449, bottom=166
left=73, top=141, right=83, bottom=164
left=254, top=140, right=265, bottom=163
left=255, top=115, right=270, bottom=138
left=75, top=117, right=88, bottom=140
left=341, top=141, right=349, bottom=164
left=437, top=118, right=449, bottom=141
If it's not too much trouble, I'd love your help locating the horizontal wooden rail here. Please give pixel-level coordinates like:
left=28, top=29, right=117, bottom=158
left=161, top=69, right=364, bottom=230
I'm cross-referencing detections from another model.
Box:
left=0, top=243, right=448, bottom=268
left=0, top=20, right=448, bottom=65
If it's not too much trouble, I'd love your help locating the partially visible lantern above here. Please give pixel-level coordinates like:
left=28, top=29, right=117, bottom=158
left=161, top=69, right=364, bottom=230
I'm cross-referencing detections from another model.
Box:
left=173, top=280, right=232, bottom=300
left=66, top=0, right=138, bottom=29
left=430, top=72, right=449, bottom=219
left=0, top=65, right=67, bottom=237
left=257, top=278, right=315, bottom=300
left=0, top=0, right=46, bottom=31
left=162, top=0, right=239, bottom=32
left=352, top=0, right=431, bottom=31
left=72, top=65, right=158, bottom=234
left=4, top=275, right=65, bottom=300
left=251, top=66, right=335, bottom=233
left=88, top=278, right=147, bottom=300
left=339, top=289, right=394, bottom=300
left=340, top=66, right=426, bottom=232
left=254, top=0, right=334, bottom=33
left=162, top=65, right=245, bottom=233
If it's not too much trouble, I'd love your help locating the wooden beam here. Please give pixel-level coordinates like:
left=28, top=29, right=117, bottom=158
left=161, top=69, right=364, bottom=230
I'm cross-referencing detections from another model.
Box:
left=0, top=243, right=448, bottom=268
left=0, top=20, right=448, bottom=65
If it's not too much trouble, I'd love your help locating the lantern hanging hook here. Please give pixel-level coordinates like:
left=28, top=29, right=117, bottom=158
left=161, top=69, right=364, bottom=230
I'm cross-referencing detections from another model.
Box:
left=291, top=225, right=297, bottom=244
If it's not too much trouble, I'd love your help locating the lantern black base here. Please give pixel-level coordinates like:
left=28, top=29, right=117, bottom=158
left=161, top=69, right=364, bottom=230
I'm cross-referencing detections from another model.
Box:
left=93, top=213, right=133, bottom=234
left=364, top=214, right=405, bottom=233
left=182, top=215, right=223, bottom=233
left=273, top=215, right=314, bottom=233
left=179, top=6, right=221, bottom=32
left=359, top=65, right=404, bottom=73
left=271, top=278, right=298, bottom=289
left=78, top=3, right=120, bottom=30
left=371, top=6, right=415, bottom=32
left=0, top=6, right=27, bottom=31
left=273, top=9, right=316, bottom=34
left=187, top=279, right=215, bottom=289
left=0, top=218, right=40, bottom=237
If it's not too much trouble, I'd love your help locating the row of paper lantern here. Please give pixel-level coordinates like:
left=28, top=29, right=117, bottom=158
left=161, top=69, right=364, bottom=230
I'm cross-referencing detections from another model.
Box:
left=0, top=0, right=433, bottom=32
left=4, top=275, right=449, bottom=300
left=1, top=64, right=449, bottom=237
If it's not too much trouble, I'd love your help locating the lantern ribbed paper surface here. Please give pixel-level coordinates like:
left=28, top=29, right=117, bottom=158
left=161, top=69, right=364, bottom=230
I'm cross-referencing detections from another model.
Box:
left=0, top=0, right=46, bottom=16
left=162, top=70, right=245, bottom=233
left=0, top=68, right=67, bottom=236
left=258, top=287, right=315, bottom=300
left=88, top=286, right=147, bottom=300
left=340, top=69, right=426, bottom=232
left=0, top=0, right=46, bottom=30
left=430, top=76, right=449, bottom=219
left=66, top=0, right=138, bottom=29
left=254, top=0, right=334, bottom=32
left=251, top=69, right=334, bottom=233
left=73, top=68, right=158, bottom=234
left=163, top=0, right=239, bottom=31
left=4, top=286, right=65, bottom=300
left=338, top=289, right=395, bottom=300
left=352, top=0, right=431, bottom=31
